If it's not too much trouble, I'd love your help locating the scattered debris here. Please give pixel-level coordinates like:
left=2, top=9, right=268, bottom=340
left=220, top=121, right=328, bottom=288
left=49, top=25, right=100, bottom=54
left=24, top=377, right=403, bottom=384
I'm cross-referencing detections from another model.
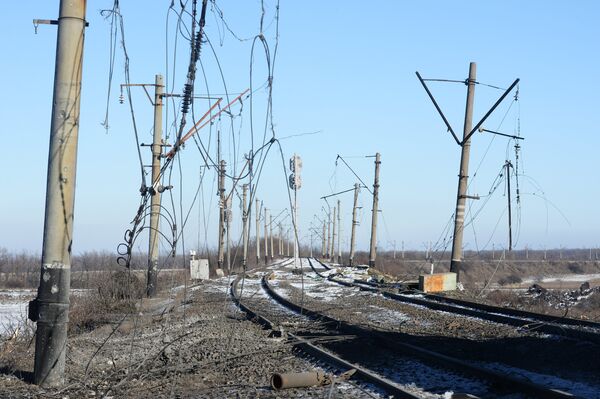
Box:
left=524, top=282, right=599, bottom=309
left=270, top=369, right=356, bottom=390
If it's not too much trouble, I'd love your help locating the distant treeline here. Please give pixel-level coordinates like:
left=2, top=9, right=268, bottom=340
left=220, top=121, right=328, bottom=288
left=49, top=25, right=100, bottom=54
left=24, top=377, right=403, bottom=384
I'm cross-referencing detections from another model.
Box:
left=0, top=244, right=597, bottom=289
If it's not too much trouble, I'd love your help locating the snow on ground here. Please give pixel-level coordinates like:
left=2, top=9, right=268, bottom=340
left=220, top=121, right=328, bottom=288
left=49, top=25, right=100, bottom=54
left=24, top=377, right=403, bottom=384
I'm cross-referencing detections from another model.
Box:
left=364, top=305, right=411, bottom=324
left=522, top=273, right=600, bottom=284
left=0, top=290, right=33, bottom=336
left=479, top=362, right=600, bottom=399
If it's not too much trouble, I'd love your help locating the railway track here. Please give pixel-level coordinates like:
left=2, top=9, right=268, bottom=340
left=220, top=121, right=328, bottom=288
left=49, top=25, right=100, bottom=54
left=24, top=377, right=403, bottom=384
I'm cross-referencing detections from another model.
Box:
left=310, top=258, right=600, bottom=345
left=231, top=260, right=580, bottom=398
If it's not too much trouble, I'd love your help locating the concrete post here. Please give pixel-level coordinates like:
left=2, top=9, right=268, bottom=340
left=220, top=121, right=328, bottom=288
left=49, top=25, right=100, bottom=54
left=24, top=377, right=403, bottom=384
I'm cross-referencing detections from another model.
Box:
left=255, top=199, right=260, bottom=265
left=264, top=208, right=269, bottom=264
left=450, top=62, right=476, bottom=278
left=349, top=183, right=359, bottom=266
left=30, top=0, right=87, bottom=387
left=368, top=153, right=381, bottom=268
left=147, top=74, right=164, bottom=297
left=322, top=221, right=326, bottom=258
left=279, top=222, right=283, bottom=256
left=331, top=206, right=336, bottom=262
left=506, top=160, right=513, bottom=252
left=217, top=160, right=226, bottom=270
left=270, top=214, right=274, bottom=260
left=326, top=213, right=331, bottom=259
left=241, top=185, right=248, bottom=271
left=226, top=197, right=232, bottom=272
left=337, top=199, right=341, bottom=264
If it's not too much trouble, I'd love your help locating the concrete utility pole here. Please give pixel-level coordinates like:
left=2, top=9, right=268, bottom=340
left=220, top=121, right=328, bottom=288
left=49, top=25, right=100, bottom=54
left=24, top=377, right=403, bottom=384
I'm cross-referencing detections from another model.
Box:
left=29, top=0, right=87, bottom=387
left=310, top=231, right=314, bottom=257
left=264, top=208, right=269, bottom=264
left=417, top=63, right=519, bottom=279
left=337, top=199, right=341, bottom=264
left=349, top=183, right=360, bottom=266
left=279, top=222, right=283, bottom=256
left=226, top=197, right=232, bottom=272
left=270, top=213, right=274, bottom=260
left=505, top=160, right=513, bottom=252
left=242, top=185, right=248, bottom=270
left=331, top=205, right=337, bottom=263
left=255, top=199, right=260, bottom=265
left=146, top=75, right=164, bottom=297
left=217, top=160, right=226, bottom=270
left=322, top=221, right=326, bottom=258
left=326, top=212, right=331, bottom=259
left=450, top=63, right=476, bottom=277
left=368, top=152, right=381, bottom=268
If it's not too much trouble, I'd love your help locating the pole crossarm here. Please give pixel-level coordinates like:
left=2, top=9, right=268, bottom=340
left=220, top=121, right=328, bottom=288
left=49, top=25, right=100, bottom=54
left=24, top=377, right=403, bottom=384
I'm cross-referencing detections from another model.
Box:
left=480, top=128, right=524, bottom=141
left=416, top=72, right=520, bottom=147
left=415, top=71, right=462, bottom=145
left=166, top=88, right=249, bottom=159
left=335, top=155, right=373, bottom=194
left=463, top=78, right=520, bottom=144
left=320, top=186, right=357, bottom=200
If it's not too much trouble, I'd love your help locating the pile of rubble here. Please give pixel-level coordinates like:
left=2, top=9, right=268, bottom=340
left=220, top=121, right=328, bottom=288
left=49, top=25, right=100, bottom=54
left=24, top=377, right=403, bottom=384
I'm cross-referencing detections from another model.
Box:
left=525, top=282, right=599, bottom=309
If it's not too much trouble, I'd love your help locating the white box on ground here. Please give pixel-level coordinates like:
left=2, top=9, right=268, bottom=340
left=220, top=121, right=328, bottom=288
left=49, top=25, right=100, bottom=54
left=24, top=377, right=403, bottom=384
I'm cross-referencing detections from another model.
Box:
left=190, top=258, right=209, bottom=280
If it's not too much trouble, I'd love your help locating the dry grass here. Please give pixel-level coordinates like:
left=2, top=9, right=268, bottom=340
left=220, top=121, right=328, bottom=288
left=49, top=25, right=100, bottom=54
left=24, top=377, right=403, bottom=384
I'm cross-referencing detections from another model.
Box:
left=69, top=271, right=144, bottom=334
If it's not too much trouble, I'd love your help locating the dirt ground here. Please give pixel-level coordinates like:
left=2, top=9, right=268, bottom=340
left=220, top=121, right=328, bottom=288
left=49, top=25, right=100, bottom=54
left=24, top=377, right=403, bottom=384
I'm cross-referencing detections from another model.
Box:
left=369, top=257, right=600, bottom=321
left=0, top=280, right=373, bottom=399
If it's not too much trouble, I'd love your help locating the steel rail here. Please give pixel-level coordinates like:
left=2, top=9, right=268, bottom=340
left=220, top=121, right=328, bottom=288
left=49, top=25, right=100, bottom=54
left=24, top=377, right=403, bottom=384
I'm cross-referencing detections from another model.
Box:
left=311, top=258, right=600, bottom=344
left=264, top=267, right=579, bottom=399
left=230, top=271, right=421, bottom=398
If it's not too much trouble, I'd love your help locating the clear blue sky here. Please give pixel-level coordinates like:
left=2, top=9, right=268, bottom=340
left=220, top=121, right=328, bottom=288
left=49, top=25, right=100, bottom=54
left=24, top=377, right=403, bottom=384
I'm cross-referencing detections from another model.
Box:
left=2, top=1, right=599, bottom=255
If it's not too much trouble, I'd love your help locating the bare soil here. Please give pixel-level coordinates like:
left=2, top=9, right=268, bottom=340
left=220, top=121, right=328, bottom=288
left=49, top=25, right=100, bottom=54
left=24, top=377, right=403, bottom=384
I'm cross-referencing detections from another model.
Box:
left=0, top=279, right=372, bottom=398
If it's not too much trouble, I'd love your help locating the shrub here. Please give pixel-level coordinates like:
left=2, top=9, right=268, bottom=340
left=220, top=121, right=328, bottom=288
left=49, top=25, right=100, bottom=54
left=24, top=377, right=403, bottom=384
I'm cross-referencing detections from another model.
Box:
left=498, top=273, right=523, bottom=286
left=69, top=271, right=142, bottom=334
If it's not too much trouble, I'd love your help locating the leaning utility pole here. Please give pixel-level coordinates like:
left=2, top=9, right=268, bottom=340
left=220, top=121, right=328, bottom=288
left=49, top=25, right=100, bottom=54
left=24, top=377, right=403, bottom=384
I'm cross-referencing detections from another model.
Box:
left=337, top=199, right=341, bottom=264
left=264, top=208, right=269, bottom=264
left=255, top=199, right=260, bottom=265
left=242, top=184, right=249, bottom=270
left=368, top=153, right=381, bottom=268
left=146, top=75, right=164, bottom=297
left=349, top=183, right=360, bottom=266
left=505, top=160, right=513, bottom=251
left=450, top=63, right=476, bottom=276
left=29, top=0, right=87, bottom=387
left=217, top=160, right=226, bottom=270
left=270, top=213, right=274, bottom=260
left=331, top=205, right=337, bottom=263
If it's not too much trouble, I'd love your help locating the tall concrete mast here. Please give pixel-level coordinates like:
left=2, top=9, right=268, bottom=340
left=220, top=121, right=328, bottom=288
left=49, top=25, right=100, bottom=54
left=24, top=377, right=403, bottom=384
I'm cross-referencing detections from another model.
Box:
left=368, top=153, right=381, bottom=268
left=349, top=183, right=359, bottom=266
left=30, top=0, right=87, bottom=386
left=450, top=63, right=476, bottom=277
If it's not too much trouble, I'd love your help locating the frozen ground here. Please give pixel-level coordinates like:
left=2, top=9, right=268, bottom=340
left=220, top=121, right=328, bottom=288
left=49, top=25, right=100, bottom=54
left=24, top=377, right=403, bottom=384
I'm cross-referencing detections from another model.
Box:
left=522, top=273, right=600, bottom=284
left=0, top=290, right=33, bottom=336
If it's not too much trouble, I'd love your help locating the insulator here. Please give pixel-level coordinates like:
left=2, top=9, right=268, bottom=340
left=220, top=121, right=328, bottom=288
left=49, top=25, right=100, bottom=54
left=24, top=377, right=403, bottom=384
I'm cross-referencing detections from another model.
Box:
left=119, top=93, right=124, bottom=104
left=181, top=83, right=193, bottom=114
